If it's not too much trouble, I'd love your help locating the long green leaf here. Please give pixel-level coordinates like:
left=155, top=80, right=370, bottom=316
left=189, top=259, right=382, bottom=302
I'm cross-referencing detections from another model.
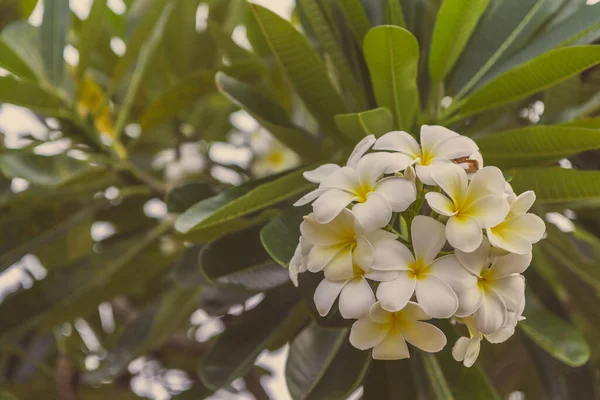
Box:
left=248, top=4, right=348, bottom=143
left=335, top=107, right=394, bottom=141
left=363, top=360, right=418, bottom=399
left=364, top=26, right=419, bottom=131
left=476, top=125, right=600, bottom=168
left=77, top=0, right=107, bottom=77
left=455, top=46, right=600, bottom=120
left=520, top=291, right=591, bottom=368
left=1, top=21, right=45, bottom=81
left=216, top=72, right=321, bottom=161
left=384, top=0, right=407, bottom=27
left=164, top=0, right=202, bottom=76
left=0, top=76, right=69, bottom=118
left=0, top=40, right=36, bottom=80
left=336, top=0, right=371, bottom=44
left=421, top=353, right=454, bottom=399
left=40, top=0, right=70, bottom=87
left=260, top=206, right=306, bottom=267
left=429, top=0, right=489, bottom=83
left=510, top=167, right=600, bottom=210
left=286, top=323, right=370, bottom=400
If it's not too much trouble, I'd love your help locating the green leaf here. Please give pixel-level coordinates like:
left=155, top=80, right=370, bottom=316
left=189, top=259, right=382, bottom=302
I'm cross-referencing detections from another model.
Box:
left=520, top=291, right=591, bottom=367
left=114, top=3, right=174, bottom=139
left=208, top=23, right=257, bottom=62
left=198, top=284, right=301, bottom=389
left=429, top=0, right=489, bottom=83
left=334, top=107, right=394, bottom=141
left=260, top=206, right=307, bottom=267
left=510, top=167, right=600, bottom=210
left=421, top=353, right=454, bottom=399
left=248, top=4, right=348, bottom=143
left=0, top=390, right=19, bottom=400
left=299, top=0, right=367, bottom=111
left=164, top=0, right=202, bottom=76
left=336, top=0, right=371, bottom=44
left=476, top=125, right=600, bottom=168
left=0, top=76, right=69, bottom=117
left=384, top=0, right=407, bottom=27
left=200, top=226, right=291, bottom=291
left=559, top=116, right=600, bottom=129
left=364, top=26, right=419, bottom=131
left=1, top=22, right=45, bottom=80
left=286, top=323, right=370, bottom=400
left=216, top=72, right=321, bottom=161
left=19, top=0, right=39, bottom=18
left=40, top=0, right=70, bottom=87
left=77, top=0, right=108, bottom=77
left=456, top=46, right=600, bottom=119
left=175, top=167, right=314, bottom=234
left=363, top=360, right=418, bottom=399
left=0, top=40, right=36, bottom=80
left=173, top=245, right=206, bottom=287
left=166, top=182, right=216, bottom=214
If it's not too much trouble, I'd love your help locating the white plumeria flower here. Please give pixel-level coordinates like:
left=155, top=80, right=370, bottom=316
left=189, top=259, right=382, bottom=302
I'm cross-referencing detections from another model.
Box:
left=371, top=216, right=468, bottom=318
left=486, top=190, right=546, bottom=255
left=289, top=237, right=312, bottom=287
left=426, top=165, right=509, bottom=252
left=295, top=135, right=416, bottom=231
left=454, top=237, right=530, bottom=334
left=373, top=125, right=479, bottom=185
left=300, top=209, right=398, bottom=319
left=252, top=139, right=300, bottom=178
left=350, top=302, right=447, bottom=360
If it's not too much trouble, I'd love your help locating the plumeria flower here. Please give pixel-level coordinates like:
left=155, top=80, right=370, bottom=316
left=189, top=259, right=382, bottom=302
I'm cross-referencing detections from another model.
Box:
left=350, top=302, right=447, bottom=360
left=426, top=165, right=509, bottom=252
left=289, top=237, right=312, bottom=287
left=371, top=216, right=469, bottom=318
left=454, top=237, right=530, bottom=334
left=295, top=135, right=417, bottom=231
left=486, top=190, right=546, bottom=255
left=300, top=209, right=398, bottom=319
left=252, top=137, right=300, bottom=178
left=373, top=125, right=479, bottom=185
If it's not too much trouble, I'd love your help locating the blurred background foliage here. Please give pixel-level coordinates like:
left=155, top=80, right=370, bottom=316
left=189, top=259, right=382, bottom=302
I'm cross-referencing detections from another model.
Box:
left=1, top=0, right=600, bottom=399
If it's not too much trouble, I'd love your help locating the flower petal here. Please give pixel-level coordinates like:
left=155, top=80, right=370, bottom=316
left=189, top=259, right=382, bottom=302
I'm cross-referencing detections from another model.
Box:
left=432, top=135, right=479, bottom=161
left=307, top=244, right=342, bottom=273
left=452, top=337, right=469, bottom=362
left=464, top=335, right=482, bottom=367
left=374, top=177, right=416, bottom=212
left=312, top=189, right=357, bottom=224
left=363, top=229, right=397, bottom=244
left=314, top=279, right=346, bottom=316
left=466, top=166, right=506, bottom=200
left=357, top=152, right=413, bottom=186
left=425, top=192, right=456, bottom=216
left=323, top=246, right=354, bottom=281
left=415, top=161, right=452, bottom=185
left=431, top=164, right=468, bottom=205
left=294, top=187, right=329, bottom=206
left=455, top=286, right=484, bottom=317
left=400, top=301, right=431, bottom=321
left=349, top=319, right=388, bottom=350
left=411, top=216, right=446, bottom=265
left=376, top=272, right=416, bottom=312
left=429, top=254, right=477, bottom=292
left=402, top=321, right=447, bottom=353
left=372, top=327, right=410, bottom=360
left=300, top=215, right=340, bottom=246
left=456, top=236, right=490, bottom=277
left=369, top=301, right=394, bottom=323
left=352, top=192, right=392, bottom=231
left=320, top=166, right=360, bottom=191
left=373, top=130, right=421, bottom=157
left=464, top=194, right=509, bottom=228
left=339, top=277, right=376, bottom=319
left=372, top=239, right=415, bottom=271
left=364, top=269, right=399, bottom=282
left=491, top=275, right=525, bottom=311
left=347, top=135, right=376, bottom=168
left=420, top=125, right=458, bottom=152
left=303, top=164, right=341, bottom=183
left=502, top=213, right=546, bottom=243
left=476, top=290, right=508, bottom=335
left=490, top=252, right=532, bottom=277
left=509, top=190, right=535, bottom=216
left=446, top=215, right=483, bottom=253
left=487, top=226, right=532, bottom=255
left=415, top=276, right=459, bottom=318
left=353, top=236, right=374, bottom=271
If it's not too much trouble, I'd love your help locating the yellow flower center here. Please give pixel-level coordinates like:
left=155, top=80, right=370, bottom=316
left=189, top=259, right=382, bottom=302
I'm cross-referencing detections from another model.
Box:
left=408, top=258, right=430, bottom=280
left=353, top=183, right=373, bottom=203
left=420, top=149, right=432, bottom=166
left=267, top=150, right=285, bottom=166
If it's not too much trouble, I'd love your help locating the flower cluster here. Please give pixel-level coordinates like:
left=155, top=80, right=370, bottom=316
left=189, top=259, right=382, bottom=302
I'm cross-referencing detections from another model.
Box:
left=290, top=125, right=546, bottom=365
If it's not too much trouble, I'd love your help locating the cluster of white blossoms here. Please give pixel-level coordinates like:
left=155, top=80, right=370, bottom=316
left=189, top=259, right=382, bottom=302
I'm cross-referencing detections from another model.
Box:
left=289, top=125, right=546, bottom=365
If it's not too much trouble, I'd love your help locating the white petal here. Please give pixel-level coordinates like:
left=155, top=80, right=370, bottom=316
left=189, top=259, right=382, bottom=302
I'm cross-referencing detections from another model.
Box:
left=363, top=229, right=397, bottom=244
left=487, top=227, right=532, bottom=255
left=294, top=187, right=329, bottom=206
left=456, top=236, right=490, bottom=277
left=349, top=319, right=388, bottom=350
left=352, top=192, right=392, bottom=231
left=466, top=166, right=506, bottom=199
left=314, top=279, right=346, bottom=316
left=374, top=177, right=416, bottom=212
left=464, top=195, right=509, bottom=228
left=415, top=161, right=451, bottom=185
left=353, top=236, right=374, bottom=271
left=431, top=164, right=468, bottom=205
left=452, top=337, right=470, bottom=362
left=463, top=335, right=482, bottom=367
left=415, top=276, right=458, bottom=318
left=347, top=135, right=376, bottom=168
left=364, top=269, right=399, bottom=282
left=312, top=189, right=357, bottom=224
left=339, top=277, right=376, bottom=319
left=411, top=216, right=446, bottom=265
left=372, top=239, right=415, bottom=271
left=446, top=215, right=483, bottom=253
left=401, top=321, right=447, bottom=353
left=307, top=244, right=342, bottom=273
left=432, top=135, right=479, bottom=161
left=503, top=213, right=546, bottom=243
left=323, top=246, right=354, bottom=281
left=509, top=190, right=536, bottom=216
left=376, top=272, right=416, bottom=312
left=420, top=125, right=458, bottom=152
left=425, top=192, right=456, bottom=216
left=429, top=255, right=477, bottom=292
left=369, top=301, right=394, bottom=323
left=477, top=290, right=508, bottom=335
left=303, top=164, right=341, bottom=183
left=455, top=286, right=484, bottom=317
left=400, top=301, right=432, bottom=321
left=301, top=212, right=355, bottom=246
left=372, top=327, right=410, bottom=360
left=491, top=275, right=525, bottom=311
left=356, top=152, right=413, bottom=186
left=373, top=130, right=421, bottom=157
left=490, top=252, right=532, bottom=277
left=320, top=166, right=359, bottom=191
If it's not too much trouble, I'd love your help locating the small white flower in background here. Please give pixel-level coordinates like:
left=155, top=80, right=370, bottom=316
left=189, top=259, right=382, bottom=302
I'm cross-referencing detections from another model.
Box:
left=372, top=216, right=468, bottom=318
left=374, top=125, right=479, bottom=185
left=487, top=190, right=546, bottom=255
left=426, top=165, right=509, bottom=252
left=454, top=237, right=530, bottom=334
left=152, top=142, right=205, bottom=182
left=300, top=209, right=398, bottom=319
left=249, top=129, right=300, bottom=178
left=350, top=302, right=447, bottom=360
left=295, top=135, right=416, bottom=231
